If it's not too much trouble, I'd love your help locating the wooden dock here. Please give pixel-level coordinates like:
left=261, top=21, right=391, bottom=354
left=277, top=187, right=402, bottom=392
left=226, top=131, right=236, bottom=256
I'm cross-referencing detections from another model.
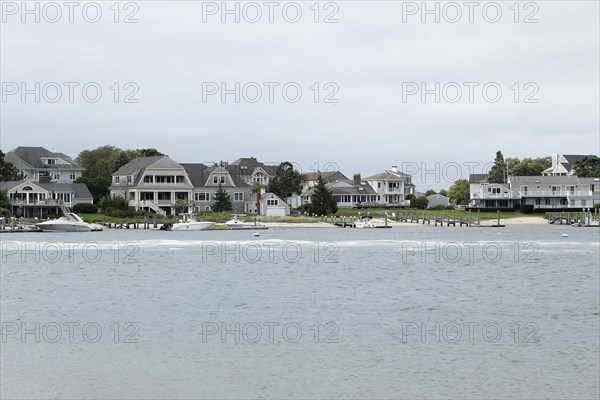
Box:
left=545, top=211, right=599, bottom=227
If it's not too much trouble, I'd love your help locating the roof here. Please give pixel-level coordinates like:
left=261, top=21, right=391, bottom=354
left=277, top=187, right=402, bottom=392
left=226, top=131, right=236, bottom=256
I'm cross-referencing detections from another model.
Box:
left=302, top=180, right=377, bottom=196
left=0, top=180, right=93, bottom=199
left=509, top=175, right=600, bottom=185
left=230, top=157, right=278, bottom=176
left=180, top=164, right=249, bottom=188
left=304, top=171, right=348, bottom=182
left=469, top=174, right=489, bottom=183
left=427, top=194, right=449, bottom=200
left=365, top=169, right=411, bottom=181
left=113, top=156, right=169, bottom=175
left=560, top=154, right=594, bottom=172
left=6, top=146, right=82, bottom=169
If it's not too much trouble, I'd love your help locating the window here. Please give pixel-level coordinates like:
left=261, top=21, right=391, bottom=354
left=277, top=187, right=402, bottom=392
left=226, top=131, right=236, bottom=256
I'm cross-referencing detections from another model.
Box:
left=581, top=199, right=587, bottom=206
left=378, top=182, right=381, bottom=188
left=156, top=176, right=174, bottom=183
left=194, top=192, right=209, bottom=202
left=127, top=176, right=132, bottom=183
left=22, top=186, right=33, bottom=191
left=221, top=176, right=225, bottom=184
left=213, top=176, right=218, bottom=184
left=144, top=176, right=154, bottom=183
left=46, top=159, right=56, bottom=165
left=234, top=192, right=244, bottom=202
left=70, top=173, right=76, bottom=180
left=52, top=173, right=60, bottom=180
left=115, top=176, right=120, bottom=184
left=204, top=206, right=211, bottom=211
left=267, top=199, right=279, bottom=206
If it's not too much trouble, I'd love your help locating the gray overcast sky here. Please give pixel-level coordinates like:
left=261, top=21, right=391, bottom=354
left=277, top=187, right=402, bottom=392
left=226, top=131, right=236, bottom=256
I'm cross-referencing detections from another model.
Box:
left=1, top=0, right=599, bottom=188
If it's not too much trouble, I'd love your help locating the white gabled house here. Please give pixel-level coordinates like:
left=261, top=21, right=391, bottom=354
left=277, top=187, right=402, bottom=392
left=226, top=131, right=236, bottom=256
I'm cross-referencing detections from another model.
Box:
left=542, top=154, right=595, bottom=176
left=245, top=192, right=290, bottom=216
left=0, top=180, right=93, bottom=217
left=364, top=166, right=414, bottom=206
left=110, top=156, right=194, bottom=215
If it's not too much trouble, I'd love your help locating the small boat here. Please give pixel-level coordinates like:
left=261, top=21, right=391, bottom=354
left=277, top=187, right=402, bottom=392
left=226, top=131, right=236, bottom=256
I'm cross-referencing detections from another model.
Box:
left=354, top=215, right=375, bottom=229
left=225, top=214, right=265, bottom=229
left=35, top=213, right=93, bottom=232
left=168, top=213, right=214, bottom=231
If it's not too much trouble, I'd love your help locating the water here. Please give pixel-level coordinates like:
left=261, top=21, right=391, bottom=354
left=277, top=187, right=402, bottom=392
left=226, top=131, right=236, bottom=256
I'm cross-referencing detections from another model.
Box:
left=1, top=225, right=599, bottom=399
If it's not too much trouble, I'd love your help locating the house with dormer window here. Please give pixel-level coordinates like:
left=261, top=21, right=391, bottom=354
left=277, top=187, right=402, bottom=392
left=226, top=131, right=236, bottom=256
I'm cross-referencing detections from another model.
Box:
left=5, top=146, right=83, bottom=183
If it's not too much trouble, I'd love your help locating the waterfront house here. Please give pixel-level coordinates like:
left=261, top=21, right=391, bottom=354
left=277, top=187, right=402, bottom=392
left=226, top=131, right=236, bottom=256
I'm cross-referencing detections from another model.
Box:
left=229, top=157, right=279, bottom=186
left=5, top=146, right=83, bottom=183
left=364, top=166, right=414, bottom=206
left=110, top=156, right=194, bottom=215
left=182, top=164, right=251, bottom=213
left=0, top=180, right=93, bottom=217
left=245, top=192, right=290, bottom=216
left=469, top=174, right=600, bottom=209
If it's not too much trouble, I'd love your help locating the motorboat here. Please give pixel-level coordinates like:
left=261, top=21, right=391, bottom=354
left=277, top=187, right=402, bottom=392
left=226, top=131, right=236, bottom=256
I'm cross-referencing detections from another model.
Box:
left=167, top=213, right=214, bottom=231
left=225, top=214, right=264, bottom=229
left=35, top=213, right=93, bottom=232
left=353, top=215, right=376, bottom=228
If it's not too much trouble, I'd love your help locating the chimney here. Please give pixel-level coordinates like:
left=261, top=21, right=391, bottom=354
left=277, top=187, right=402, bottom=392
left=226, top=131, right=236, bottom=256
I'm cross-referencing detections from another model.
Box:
left=391, top=165, right=398, bottom=173
left=39, top=175, right=51, bottom=183
left=353, top=173, right=361, bottom=185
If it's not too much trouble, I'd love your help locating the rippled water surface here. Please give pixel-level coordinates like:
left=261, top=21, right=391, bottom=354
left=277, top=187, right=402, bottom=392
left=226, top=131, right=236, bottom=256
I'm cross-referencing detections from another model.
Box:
left=1, top=225, right=599, bottom=399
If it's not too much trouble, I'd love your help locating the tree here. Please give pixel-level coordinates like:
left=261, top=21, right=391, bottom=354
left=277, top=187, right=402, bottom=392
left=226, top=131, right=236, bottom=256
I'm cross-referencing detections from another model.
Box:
left=573, top=156, right=600, bottom=177
left=172, top=198, right=191, bottom=214
left=212, top=160, right=229, bottom=167
left=488, top=150, right=507, bottom=183
left=424, top=189, right=437, bottom=196
left=75, top=146, right=122, bottom=202
left=439, top=189, right=448, bottom=197
left=448, top=179, right=470, bottom=205
left=309, top=173, right=337, bottom=215
left=0, top=150, right=24, bottom=181
left=507, top=157, right=551, bottom=176
left=413, top=196, right=429, bottom=209
left=404, top=193, right=416, bottom=206
left=212, top=183, right=232, bottom=212
left=0, top=189, right=12, bottom=216
left=251, top=182, right=266, bottom=215
left=112, top=151, right=130, bottom=173
left=267, top=161, right=303, bottom=203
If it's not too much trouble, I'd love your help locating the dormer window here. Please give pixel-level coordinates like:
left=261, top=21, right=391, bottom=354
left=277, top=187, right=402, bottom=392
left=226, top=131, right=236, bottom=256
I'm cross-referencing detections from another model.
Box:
left=115, top=176, right=120, bottom=184
left=46, top=159, right=56, bottom=165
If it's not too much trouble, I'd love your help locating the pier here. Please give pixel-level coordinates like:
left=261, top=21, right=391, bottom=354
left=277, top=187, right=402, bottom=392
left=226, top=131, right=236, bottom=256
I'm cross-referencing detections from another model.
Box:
left=545, top=210, right=600, bottom=227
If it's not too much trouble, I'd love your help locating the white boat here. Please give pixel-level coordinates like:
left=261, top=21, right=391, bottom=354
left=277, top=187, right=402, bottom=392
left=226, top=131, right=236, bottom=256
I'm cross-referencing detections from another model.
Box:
left=353, top=216, right=376, bottom=229
left=35, top=213, right=92, bottom=232
left=225, top=214, right=264, bottom=229
left=169, top=213, right=214, bottom=231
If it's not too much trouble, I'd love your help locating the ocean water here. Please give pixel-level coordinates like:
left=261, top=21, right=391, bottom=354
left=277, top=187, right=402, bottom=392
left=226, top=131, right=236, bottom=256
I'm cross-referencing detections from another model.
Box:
left=1, top=225, right=599, bottom=399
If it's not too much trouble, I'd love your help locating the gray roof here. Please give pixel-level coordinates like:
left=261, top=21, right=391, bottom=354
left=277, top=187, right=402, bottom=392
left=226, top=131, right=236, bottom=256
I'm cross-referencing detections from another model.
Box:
left=230, top=157, right=278, bottom=176
left=304, top=171, right=348, bottom=182
left=6, top=146, right=82, bottom=170
left=509, top=175, right=600, bottom=185
left=113, top=156, right=167, bottom=175
left=469, top=174, right=489, bottom=183
left=560, top=154, right=594, bottom=172
left=181, top=164, right=249, bottom=188
left=303, top=180, right=377, bottom=196
left=365, top=169, right=411, bottom=181
left=0, top=180, right=93, bottom=199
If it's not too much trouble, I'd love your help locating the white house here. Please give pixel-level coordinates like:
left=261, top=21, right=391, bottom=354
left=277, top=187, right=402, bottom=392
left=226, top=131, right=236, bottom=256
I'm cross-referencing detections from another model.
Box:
left=5, top=146, right=83, bottom=183
left=245, top=192, right=290, bottom=216
left=0, top=180, right=93, bottom=217
left=469, top=174, right=600, bottom=209
left=364, top=166, right=414, bottom=206
left=110, top=156, right=194, bottom=215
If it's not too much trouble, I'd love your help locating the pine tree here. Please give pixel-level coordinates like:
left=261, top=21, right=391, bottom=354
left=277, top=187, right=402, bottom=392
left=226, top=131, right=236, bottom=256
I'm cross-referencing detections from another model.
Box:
left=310, top=173, right=337, bottom=215
left=267, top=161, right=303, bottom=203
left=212, top=183, right=232, bottom=212
left=488, top=150, right=507, bottom=183
left=0, top=150, right=24, bottom=181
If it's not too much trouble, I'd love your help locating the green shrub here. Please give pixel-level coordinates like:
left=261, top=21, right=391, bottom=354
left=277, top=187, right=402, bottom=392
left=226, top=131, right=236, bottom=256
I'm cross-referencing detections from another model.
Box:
left=73, top=203, right=98, bottom=214
left=594, top=203, right=600, bottom=210
left=519, top=204, right=535, bottom=214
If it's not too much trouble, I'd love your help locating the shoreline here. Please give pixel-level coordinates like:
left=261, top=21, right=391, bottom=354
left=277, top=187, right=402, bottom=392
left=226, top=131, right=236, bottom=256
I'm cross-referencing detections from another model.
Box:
left=262, top=216, right=550, bottom=228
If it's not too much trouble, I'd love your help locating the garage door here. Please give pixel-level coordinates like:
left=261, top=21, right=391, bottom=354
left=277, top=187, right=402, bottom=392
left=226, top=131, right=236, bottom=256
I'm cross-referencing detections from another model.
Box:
left=266, top=208, right=286, bottom=216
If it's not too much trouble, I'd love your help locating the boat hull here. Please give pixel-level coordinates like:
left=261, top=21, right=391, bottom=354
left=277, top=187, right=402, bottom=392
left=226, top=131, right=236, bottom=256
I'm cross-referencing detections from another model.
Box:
left=170, top=222, right=214, bottom=231
left=35, top=223, right=92, bottom=232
